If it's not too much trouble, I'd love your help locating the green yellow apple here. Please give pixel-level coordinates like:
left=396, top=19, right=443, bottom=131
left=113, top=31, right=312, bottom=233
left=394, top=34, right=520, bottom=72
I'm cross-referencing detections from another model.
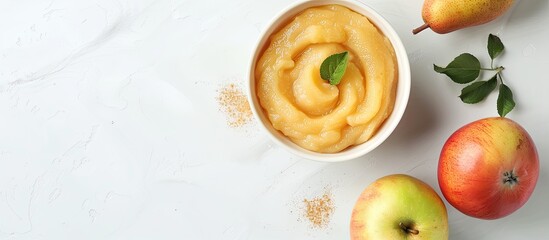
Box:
left=350, top=174, right=448, bottom=240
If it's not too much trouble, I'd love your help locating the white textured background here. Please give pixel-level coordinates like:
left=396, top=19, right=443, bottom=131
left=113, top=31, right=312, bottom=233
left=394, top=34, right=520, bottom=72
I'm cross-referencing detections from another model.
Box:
left=0, top=0, right=548, bottom=239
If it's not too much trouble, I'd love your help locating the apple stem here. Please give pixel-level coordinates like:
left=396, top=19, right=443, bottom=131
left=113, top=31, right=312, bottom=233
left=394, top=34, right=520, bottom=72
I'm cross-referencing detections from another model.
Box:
left=399, top=222, right=419, bottom=235
left=412, top=23, right=430, bottom=35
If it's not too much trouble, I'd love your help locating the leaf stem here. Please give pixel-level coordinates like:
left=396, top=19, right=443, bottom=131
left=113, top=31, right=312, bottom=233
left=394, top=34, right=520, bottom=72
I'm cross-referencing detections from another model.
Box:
left=498, top=66, right=505, bottom=72
left=498, top=72, right=505, bottom=84
left=480, top=66, right=505, bottom=73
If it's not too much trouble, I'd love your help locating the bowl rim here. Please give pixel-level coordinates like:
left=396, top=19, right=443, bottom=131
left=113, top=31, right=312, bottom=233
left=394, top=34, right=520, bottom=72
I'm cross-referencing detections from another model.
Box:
left=247, top=0, right=411, bottom=162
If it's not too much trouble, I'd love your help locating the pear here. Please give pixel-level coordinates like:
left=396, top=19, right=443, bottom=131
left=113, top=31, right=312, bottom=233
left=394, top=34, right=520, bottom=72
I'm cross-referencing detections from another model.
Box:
left=413, top=0, right=514, bottom=34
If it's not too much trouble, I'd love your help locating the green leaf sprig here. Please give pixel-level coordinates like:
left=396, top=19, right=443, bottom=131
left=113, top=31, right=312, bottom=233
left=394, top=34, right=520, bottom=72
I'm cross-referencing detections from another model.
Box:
left=434, top=34, right=515, bottom=117
left=320, top=51, right=349, bottom=85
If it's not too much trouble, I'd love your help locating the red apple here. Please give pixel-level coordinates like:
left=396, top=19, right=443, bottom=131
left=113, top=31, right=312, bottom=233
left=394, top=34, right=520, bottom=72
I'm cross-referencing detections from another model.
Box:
left=438, top=117, right=539, bottom=219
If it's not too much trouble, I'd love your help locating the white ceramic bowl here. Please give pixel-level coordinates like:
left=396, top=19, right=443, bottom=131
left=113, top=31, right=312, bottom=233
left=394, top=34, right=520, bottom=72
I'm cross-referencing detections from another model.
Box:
left=247, top=0, right=410, bottom=162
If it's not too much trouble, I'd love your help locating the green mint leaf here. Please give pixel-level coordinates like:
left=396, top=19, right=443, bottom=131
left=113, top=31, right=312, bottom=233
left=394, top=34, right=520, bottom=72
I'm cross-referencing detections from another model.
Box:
left=497, top=83, right=515, bottom=117
left=434, top=53, right=481, bottom=84
left=459, top=75, right=498, bottom=104
left=488, top=34, right=505, bottom=60
left=320, top=51, right=349, bottom=85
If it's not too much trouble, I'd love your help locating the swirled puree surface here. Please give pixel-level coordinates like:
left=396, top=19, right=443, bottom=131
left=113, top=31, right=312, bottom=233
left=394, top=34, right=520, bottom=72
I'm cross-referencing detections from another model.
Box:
left=256, top=5, right=398, bottom=153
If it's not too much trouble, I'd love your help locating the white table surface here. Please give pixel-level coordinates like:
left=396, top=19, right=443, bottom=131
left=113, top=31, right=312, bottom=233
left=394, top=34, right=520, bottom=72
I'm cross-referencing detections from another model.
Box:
left=1, top=0, right=548, bottom=239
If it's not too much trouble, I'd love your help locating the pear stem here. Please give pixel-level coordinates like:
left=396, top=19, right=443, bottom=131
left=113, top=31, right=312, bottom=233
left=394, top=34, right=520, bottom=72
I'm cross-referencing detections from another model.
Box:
left=412, top=23, right=430, bottom=35
left=399, top=222, right=419, bottom=235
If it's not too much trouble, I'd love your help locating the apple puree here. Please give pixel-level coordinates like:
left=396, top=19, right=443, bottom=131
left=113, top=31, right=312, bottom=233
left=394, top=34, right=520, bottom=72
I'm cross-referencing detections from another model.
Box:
left=255, top=5, right=398, bottom=153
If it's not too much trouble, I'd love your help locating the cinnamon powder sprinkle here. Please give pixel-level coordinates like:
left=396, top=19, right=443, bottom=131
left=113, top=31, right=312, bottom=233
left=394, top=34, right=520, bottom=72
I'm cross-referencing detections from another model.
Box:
left=303, top=193, right=334, bottom=228
left=217, top=83, right=253, bottom=128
